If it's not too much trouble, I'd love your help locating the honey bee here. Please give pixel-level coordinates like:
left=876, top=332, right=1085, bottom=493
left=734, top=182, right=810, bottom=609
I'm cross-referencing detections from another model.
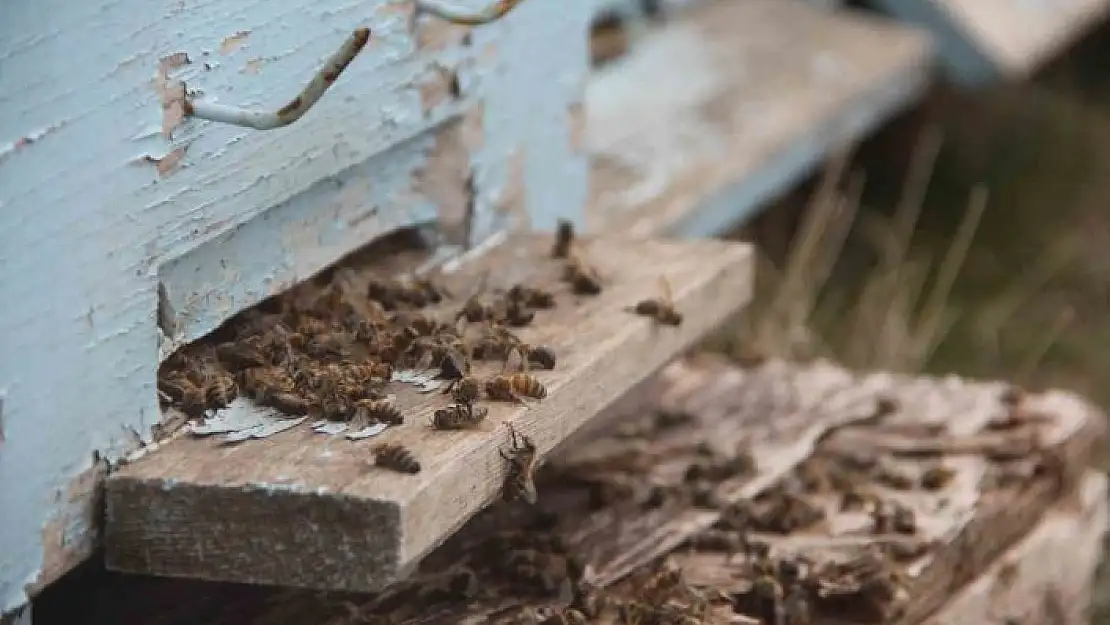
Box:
left=157, top=374, right=209, bottom=417
left=871, top=500, right=916, bottom=535
left=628, top=276, right=682, bottom=326
left=399, top=276, right=451, bottom=307
left=345, top=361, right=394, bottom=382
left=262, top=390, right=315, bottom=416
left=443, top=376, right=483, bottom=404
left=352, top=397, right=404, bottom=428
left=500, top=423, right=539, bottom=504
left=203, top=375, right=239, bottom=410
left=504, top=299, right=535, bottom=327
left=430, top=402, right=490, bottom=430
left=486, top=374, right=548, bottom=404
left=515, top=344, right=557, bottom=371
left=563, top=252, right=603, bottom=296
left=551, top=219, right=575, bottom=259
left=507, top=284, right=556, bottom=309
left=919, top=465, right=956, bottom=491
left=373, top=443, right=422, bottom=474
left=458, top=294, right=501, bottom=324
left=216, top=337, right=271, bottom=370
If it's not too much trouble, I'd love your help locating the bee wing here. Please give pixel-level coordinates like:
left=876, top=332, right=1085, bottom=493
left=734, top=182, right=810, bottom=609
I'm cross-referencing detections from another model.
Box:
left=659, top=274, right=674, bottom=305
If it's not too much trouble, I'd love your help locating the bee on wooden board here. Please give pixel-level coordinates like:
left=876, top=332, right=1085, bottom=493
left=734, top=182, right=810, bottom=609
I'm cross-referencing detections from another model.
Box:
left=353, top=397, right=404, bottom=428
left=430, top=402, right=489, bottom=430
left=373, top=443, right=422, bottom=474
left=562, top=251, right=603, bottom=296
left=486, top=373, right=548, bottom=404
left=500, top=423, right=539, bottom=504
left=551, top=219, right=575, bottom=259
left=510, top=343, right=557, bottom=372
left=157, top=373, right=213, bottom=417
left=504, top=298, right=535, bottom=327
left=443, top=376, right=483, bottom=404
left=628, top=276, right=683, bottom=326
left=507, top=284, right=557, bottom=310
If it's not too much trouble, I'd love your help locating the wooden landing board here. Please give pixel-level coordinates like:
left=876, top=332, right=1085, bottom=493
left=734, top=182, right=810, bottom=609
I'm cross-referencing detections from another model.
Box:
left=103, top=233, right=754, bottom=592
left=585, top=0, right=933, bottom=238
left=873, top=0, right=1110, bottom=84
left=923, top=471, right=1108, bottom=625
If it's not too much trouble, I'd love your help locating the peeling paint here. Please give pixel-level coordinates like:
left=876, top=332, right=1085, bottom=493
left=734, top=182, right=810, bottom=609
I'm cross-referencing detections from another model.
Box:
left=219, top=30, right=252, bottom=55
left=567, top=101, right=586, bottom=152
left=417, top=19, right=471, bottom=51
left=495, top=148, right=529, bottom=231
left=0, top=122, right=66, bottom=165
left=419, top=65, right=462, bottom=114
left=28, top=460, right=107, bottom=598
left=412, top=118, right=473, bottom=245
left=141, top=147, right=188, bottom=177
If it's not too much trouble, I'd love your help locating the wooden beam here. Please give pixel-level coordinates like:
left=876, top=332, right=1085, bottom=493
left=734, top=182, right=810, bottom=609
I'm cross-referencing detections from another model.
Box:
left=586, top=0, right=933, bottom=238
left=103, top=233, right=754, bottom=592
left=872, top=0, right=1110, bottom=84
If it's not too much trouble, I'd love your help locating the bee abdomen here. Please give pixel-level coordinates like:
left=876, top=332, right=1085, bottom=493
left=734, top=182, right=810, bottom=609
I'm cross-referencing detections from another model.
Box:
left=527, top=346, right=557, bottom=370
left=512, top=374, right=547, bottom=399
left=374, top=443, right=421, bottom=474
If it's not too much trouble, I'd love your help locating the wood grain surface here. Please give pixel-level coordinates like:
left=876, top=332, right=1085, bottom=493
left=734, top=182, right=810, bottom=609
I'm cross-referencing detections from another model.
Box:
left=103, top=233, right=754, bottom=592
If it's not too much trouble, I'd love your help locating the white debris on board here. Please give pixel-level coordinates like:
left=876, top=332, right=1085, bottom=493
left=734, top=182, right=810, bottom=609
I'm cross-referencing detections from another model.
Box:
left=310, top=420, right=391, bottom=439
left=187, top=399, right=306, bottom=444
left=346, top=422, right=390, bottom=440
left=223, top=417, right=307, bottom=443
left=312, top=420, right=349, bottom=436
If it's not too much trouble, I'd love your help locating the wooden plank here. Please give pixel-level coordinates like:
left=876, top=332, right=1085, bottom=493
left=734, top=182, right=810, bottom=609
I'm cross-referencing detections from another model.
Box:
left=103, top=232, right=755, bottom=592
left=874, top=0, right=1110, bottom=84
left=585, top=0, right=933, bottom=238
left=924, top=471, right=1108, bottom=625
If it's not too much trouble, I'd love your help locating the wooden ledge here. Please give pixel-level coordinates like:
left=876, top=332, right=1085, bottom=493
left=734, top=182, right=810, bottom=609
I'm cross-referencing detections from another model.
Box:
left=103, top=233, right=754, bottom=592
left=873, top=0, right=1110, bottom=84
left=586, top=0, right=933, bottom=237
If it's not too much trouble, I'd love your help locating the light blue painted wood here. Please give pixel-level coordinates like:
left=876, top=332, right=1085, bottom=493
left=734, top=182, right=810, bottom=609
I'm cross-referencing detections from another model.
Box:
left=867, top=0, right=997, bottom=85
left=0, top=0, right=592, bottom=611
left=867, top=0, right=1110, bottom=85
left=670, top=51, right=929, bottom=238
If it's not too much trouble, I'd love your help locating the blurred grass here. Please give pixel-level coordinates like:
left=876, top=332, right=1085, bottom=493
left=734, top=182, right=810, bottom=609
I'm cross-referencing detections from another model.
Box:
left=700, top=21, right=1110, bottom=623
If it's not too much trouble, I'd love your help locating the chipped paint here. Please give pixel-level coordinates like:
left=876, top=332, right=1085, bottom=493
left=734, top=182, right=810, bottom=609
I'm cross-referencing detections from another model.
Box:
left=495, top=148, right=529, bottom=231
left=412, top=117, right=474, bottom=245
left=141, top=147, right=188, bottom=177
left=419, top=65, right=462, bottom=114
left=219, top=30, right=252, bottom=55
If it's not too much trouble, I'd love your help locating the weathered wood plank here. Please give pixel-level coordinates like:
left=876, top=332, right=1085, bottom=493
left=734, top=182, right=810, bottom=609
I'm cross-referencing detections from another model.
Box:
left=586, top=0, right=933, bottom=237
left=103, top=233, right=755, bottom=592
left=924, top=471, right=1107, bottom=625
left=873, top=0, right=1110, bottom=84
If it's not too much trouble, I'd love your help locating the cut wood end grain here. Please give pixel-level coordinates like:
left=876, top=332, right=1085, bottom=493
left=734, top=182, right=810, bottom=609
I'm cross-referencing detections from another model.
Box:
left=104, top=232, right=755, bottom=592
